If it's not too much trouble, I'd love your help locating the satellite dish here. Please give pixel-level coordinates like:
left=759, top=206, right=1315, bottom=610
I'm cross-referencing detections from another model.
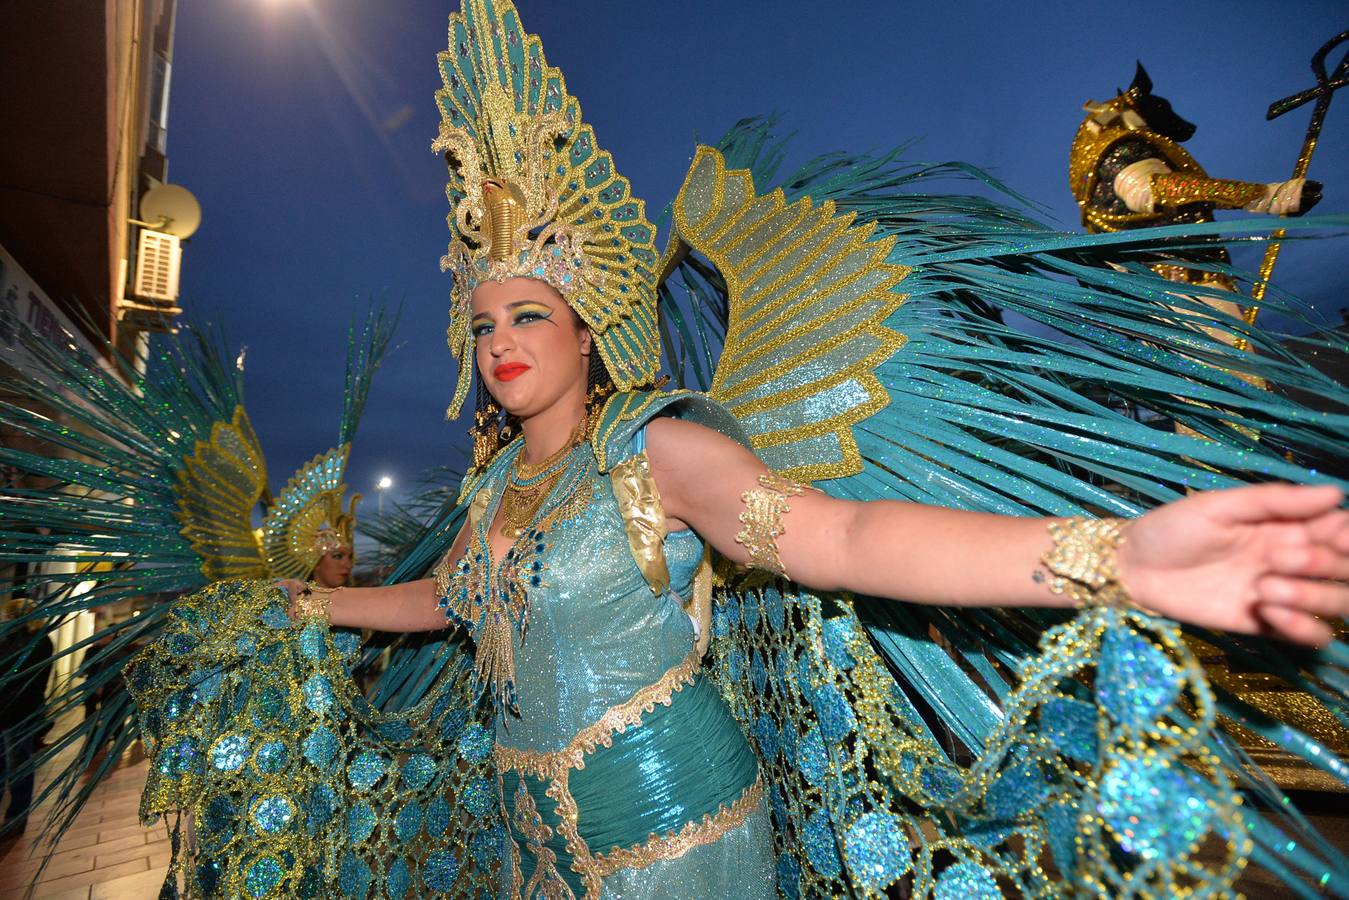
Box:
left=139, top=184, right=202, bottom=239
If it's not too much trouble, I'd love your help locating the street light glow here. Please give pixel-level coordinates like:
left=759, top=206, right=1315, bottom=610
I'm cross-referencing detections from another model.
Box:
left=377, top=475, right=393, bottom=490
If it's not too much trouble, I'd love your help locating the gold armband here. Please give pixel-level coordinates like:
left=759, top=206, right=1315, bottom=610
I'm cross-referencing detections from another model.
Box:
left=1041, top=517, right=1141, bottom=611
left=294, top=583, right=339, bottom=622
left=1150, top=172, right=1265, bottom=210
left=736, top=472, right=810, bottom=578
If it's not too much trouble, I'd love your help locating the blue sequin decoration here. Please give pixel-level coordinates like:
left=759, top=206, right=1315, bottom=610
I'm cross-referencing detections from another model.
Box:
left=1041, top=696, right=1098, bottom=763
left=777, top=852, right=802, bottom=900
left=347, top=750, right=388, bottom=791
left=260, top=604, right=292, bottom=629
left=394, top=802, right=422, bottom=843
left=462, top=777, right=495, bottom=816
left=332, top=631, right=361, bottom=657
left=844, top=812, right=911, bottom=891
left=803, top=809, right=843, bottom=878
left=204, top=796, right=236, bottom=834
left=933, top=861, right=1002, bottom=900
left=347, top=801, right=377, bottom=844
left=244, top=856, right=285, bottom=897
left=337, top=851, right=372, bottom=898
left=753, top=714, right=779, bottom=759
left=385, top=858, right=412, bottom=899
left=252, top=796, right=294, bottom=834
left=456, top=722, right=493, bottom=763
left=985, top=755, right=1051, bottom=819
left=1099, top=757, right=1214, bottom=860
left=811, top=684, right=857, bottom=743
left=298, top=624, right=328, bottom=661
left=210, top=734, right=249, bottom=773
left=306, top=784, right=336, bottom=828
left=798, top=727, right=828, bottom=783
left=303, top=727, right=338, bottom=767
left=425, top=796, right=451, bottom=838
left=1097, top=627, right=1181, bottom=728
left=400, top=753, right=437, bottom=791
left=423, top=850, right=459, bottom=891
left=471, top=825, right=505, bottom=871
left=751, top=650, right=768, bottom=694
left=822, top=618, right=856, bottom=670
left=254, top=740, right=289, bottom=775
left=302, top=674, right=334, bottom=713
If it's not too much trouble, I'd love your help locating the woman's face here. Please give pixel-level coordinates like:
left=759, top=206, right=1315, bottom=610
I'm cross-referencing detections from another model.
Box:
left=470, top=277, right=590, bottom=419
left=312, top=545, right=353, bottom=588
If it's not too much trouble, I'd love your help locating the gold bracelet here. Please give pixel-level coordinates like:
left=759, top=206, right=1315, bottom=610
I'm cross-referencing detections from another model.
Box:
left=1041, top=517, right=1140, bottom=611
left=735, top=472, right=811, bottom=578
left=294, top=583, right=339, bottom=622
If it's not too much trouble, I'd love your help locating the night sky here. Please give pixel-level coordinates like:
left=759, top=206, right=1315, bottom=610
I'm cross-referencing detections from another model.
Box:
left=165, top=1, right=1348, bottom=513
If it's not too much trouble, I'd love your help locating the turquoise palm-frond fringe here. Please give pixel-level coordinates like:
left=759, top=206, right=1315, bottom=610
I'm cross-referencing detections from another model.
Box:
left=654, top=117, right=1349, bottom=894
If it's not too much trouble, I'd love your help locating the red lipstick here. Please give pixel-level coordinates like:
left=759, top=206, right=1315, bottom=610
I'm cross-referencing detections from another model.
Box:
left=494, top=362, right=530, bottom=382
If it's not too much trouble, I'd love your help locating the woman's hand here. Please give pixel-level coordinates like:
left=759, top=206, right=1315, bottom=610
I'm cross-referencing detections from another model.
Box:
left=274, top=579, right=307, bottom=619
left=1119, top=484, right=1349, bottom=646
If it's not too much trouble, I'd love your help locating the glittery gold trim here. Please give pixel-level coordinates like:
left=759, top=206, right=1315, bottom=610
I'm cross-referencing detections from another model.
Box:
left=1150, top=173, right=1266, bottom=210
left=495, top=649, right=702, bottom=779
left=735, top=472, right=809, bottom=577
left=589, top=776, right=764, bottom=878
left=513, top=776, right=575, bottom=899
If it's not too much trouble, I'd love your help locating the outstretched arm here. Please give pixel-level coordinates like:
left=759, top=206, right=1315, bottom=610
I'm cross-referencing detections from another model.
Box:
left=647, top=417, right=1349, bottom=646
left=277, top=524, right=470, bottom=632
left=276, top=578, right=448, bottom=632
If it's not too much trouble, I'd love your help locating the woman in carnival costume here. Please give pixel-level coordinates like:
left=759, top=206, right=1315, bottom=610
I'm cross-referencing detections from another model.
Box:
left=0, top=309, right=389, bottom=853
left=7, top=2, right=1349, bottom=898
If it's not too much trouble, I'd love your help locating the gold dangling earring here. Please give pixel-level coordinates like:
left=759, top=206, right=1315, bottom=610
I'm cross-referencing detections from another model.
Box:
left=471, top=403, right=500, bottom=469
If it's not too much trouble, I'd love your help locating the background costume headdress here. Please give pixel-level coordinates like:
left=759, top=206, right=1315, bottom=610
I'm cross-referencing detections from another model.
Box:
left=434, top=0, right=660, bottom=419
left=173, top=314, right=388, bottom=580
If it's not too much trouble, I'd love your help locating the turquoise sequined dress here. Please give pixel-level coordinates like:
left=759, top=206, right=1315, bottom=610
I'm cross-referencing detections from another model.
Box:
left=439, top=416, right=775, bottom=897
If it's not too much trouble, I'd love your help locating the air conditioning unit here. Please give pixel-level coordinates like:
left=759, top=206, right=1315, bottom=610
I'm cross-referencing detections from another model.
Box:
left=132, top=229, right=181, bottom=301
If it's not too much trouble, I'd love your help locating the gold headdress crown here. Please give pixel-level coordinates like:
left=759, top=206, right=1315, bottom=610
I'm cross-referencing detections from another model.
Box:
left=261, top=446, right=361, bottom=579
left=435, top=0, right=661, bottom=418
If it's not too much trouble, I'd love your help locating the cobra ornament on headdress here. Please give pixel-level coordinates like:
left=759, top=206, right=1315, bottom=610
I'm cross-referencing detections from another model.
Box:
left=435, top=0, right=661, bottom=419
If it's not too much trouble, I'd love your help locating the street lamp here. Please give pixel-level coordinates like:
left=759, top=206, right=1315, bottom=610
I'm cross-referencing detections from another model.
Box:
left=376, top=475, right=393, bottom=515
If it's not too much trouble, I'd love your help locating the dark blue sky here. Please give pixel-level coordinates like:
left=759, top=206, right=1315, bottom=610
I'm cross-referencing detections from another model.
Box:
left=167, top=1, right=1348, bottom=508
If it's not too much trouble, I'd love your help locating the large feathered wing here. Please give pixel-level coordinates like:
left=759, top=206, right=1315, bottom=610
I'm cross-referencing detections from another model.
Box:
left=656, top=124, right=1349, bottom=897
left=667, top=145, right=909, bottom=481
left=174, top=405, right=269, bottom=580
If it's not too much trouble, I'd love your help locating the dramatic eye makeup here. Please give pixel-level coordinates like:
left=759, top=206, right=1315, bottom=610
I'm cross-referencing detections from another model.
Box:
left=511, top=302, right=554, bottom=324
left=472, top=300, right=555, bottom=337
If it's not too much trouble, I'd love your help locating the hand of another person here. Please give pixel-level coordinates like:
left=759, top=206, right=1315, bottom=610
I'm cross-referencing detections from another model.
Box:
left=274, top=579, right=307, bottom=620
left=1118, top=484, right=1349, bottom=645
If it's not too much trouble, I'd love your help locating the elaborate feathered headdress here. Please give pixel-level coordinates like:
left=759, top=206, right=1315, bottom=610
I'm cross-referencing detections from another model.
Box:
left=260, top=446, right=360, bottom=579
left=434, top=0, right=661, bottom=419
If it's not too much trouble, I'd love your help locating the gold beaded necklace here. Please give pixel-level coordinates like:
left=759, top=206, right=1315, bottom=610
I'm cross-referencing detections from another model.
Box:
left=499, top=417, right=589, bottom=537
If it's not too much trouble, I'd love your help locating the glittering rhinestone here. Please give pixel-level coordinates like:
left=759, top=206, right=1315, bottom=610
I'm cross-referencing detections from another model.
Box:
left=210, top=735, right=249, bottom=772
left=933, top=861, right=1001, bottom=899
left=252, top=796, right=294, bottom=835
left=844, top=812, right=911, bottom=891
